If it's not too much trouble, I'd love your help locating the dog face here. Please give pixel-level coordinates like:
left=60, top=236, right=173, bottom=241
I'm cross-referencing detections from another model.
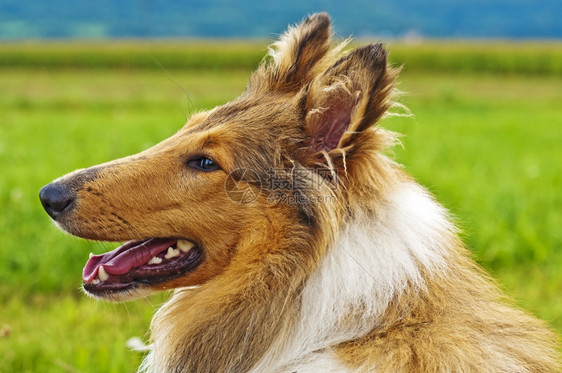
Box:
left=39, top=13, right=397, bottom=302
left=39, top=101, right=307, bottom=301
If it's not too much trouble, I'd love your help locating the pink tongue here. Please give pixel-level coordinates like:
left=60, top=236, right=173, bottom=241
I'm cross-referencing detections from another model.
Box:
left=82, top=238, right=177, bottom=282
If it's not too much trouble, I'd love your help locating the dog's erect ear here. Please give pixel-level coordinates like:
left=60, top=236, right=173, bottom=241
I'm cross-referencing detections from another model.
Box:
left=298, top=43, right=397, bottom=161
left=252, top=13, right=333, bottom=92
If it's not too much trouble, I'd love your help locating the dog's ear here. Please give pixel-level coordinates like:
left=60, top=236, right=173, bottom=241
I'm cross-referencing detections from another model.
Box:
left=297, top=43, right=397, bottom=164
left=252, top=13, right=332, bottom=92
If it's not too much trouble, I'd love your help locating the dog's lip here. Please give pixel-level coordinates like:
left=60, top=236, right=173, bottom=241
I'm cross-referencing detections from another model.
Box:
left=82, top=238, right=178, bottom=282
left=82, top=238, right=203, bottom=291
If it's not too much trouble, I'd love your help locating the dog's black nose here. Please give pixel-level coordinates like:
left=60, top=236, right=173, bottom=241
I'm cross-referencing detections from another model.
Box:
left=39, top=183, right=74, bottom=220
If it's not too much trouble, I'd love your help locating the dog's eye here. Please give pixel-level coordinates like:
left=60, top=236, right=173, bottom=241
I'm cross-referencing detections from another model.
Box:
left=187, top=156, right=220, bottom=172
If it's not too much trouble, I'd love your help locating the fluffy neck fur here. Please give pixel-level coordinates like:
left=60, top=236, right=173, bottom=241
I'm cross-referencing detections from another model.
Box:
left=249, top=179, right=455, bottom=372
left=251, top=179, right=559, bottom=372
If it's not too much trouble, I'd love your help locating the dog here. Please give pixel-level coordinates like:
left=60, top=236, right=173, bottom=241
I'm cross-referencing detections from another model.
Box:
left=39, top=13, right=558, bottom=373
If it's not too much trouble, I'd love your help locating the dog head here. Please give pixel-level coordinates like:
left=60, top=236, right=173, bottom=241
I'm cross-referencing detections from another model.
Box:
left=39, top=13, right=398, bottom=301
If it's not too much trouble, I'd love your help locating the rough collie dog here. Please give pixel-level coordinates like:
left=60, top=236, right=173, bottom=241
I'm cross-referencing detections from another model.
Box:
left=39, top=13, right=558, bottom=373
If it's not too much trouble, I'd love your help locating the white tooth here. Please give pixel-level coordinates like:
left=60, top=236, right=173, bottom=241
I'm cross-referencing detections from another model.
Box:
left=92, top=278, right=100, bottom=285
left=177, top=239, right=195, bottom=253
left=164, top=247, right=180, bottom=259
left=148, top=256, right=163, bottom=265
left=89, top=252, right=94, bottom=259
left=98, top=266, right=109, bottom=281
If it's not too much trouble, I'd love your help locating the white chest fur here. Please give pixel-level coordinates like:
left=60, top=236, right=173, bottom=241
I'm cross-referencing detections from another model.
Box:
left=251, top=182, right=454, bottom=372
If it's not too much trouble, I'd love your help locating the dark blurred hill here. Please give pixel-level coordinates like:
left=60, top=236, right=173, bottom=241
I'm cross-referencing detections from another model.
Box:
left=1, top=0, right=561, bottom=40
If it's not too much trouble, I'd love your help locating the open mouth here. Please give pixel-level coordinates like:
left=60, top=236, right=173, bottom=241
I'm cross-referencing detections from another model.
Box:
left=82, top=237, right=203, bottom=295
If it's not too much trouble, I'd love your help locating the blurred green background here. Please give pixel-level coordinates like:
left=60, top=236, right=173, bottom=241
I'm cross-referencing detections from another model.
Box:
left=1, top=39, right=561, bottom=372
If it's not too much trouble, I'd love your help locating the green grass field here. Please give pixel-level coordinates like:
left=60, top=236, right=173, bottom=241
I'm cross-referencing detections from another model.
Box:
left=1, top=42, right=561, bottom=372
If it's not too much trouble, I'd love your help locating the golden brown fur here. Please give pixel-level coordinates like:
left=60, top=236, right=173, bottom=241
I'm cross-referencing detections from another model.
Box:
left=336, top=254, right=559, bottom=372
left=41, top=13, right=559, bottom=372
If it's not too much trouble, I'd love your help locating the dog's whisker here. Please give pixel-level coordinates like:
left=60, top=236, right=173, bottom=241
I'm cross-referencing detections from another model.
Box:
left=150, top=55, right=202, bottom=114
